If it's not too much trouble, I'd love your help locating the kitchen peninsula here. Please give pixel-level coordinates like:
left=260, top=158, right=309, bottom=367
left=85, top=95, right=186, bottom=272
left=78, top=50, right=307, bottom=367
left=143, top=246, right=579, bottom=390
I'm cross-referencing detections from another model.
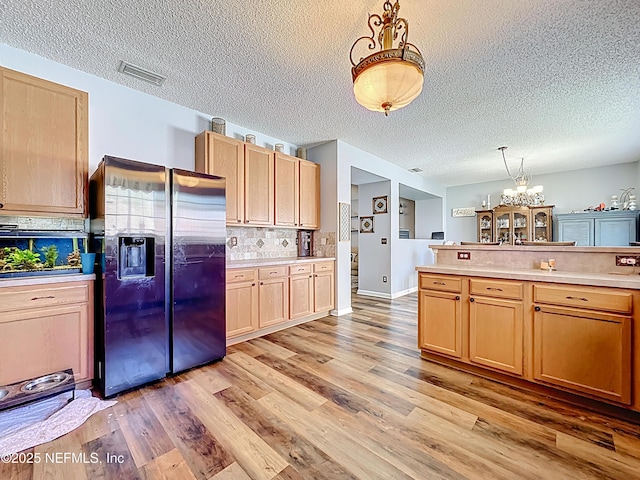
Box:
left=416, top=244, right=640, bottom=417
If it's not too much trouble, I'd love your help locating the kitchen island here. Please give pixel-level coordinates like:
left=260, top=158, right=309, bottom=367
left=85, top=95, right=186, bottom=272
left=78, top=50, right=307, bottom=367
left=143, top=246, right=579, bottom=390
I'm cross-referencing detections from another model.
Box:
left=416, top=244, right=640, bottom=418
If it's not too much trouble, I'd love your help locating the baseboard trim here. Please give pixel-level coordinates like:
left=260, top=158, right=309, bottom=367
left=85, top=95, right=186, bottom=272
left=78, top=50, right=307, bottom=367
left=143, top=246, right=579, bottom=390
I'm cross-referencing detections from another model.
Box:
left=356, top=289, right=392, bottom=299
left=391, top=287, right=418, bottom=298
left=330, top=307, right=353, bottom=316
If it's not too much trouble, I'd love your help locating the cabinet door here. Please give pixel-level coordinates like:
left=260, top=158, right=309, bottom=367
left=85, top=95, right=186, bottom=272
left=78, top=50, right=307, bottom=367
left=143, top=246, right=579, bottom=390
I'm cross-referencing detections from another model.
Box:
left=275, top=153, right=299, bottom=227
left=469, top=296, right=523, bottom=375
left=244, top=144, right=275, bottom=225
left=556, top=218, right=593, bottom=245
left=531, top=206, right=553, bottom=242
left=418, top=290, right=462, bottom=358
left=533, top=305, right=631, bottom=404
left=314, top=271, right=334, bottom=312
left=299, top=159, right=320, bottom=229
left=258, top=277, right=288, bottom=327
left=0, top=304, right=92, bottom=385
left=226, top=281, right=258, bottom=338
left=0, top=67, right=87, bottom=216
left=289, top=274, right=314, bottom=319
left=594, top=217, right=636, bottom=246
left=195, top=131, right=245, bottom=225
left=476, top=211, right=493, bottom=243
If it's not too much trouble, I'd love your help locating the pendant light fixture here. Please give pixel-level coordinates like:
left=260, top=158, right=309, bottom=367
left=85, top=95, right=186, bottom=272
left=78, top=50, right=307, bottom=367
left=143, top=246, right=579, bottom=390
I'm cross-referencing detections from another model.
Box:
left=349, top=1, right=425, bottom=116
left=499, top=146, right=544, bottom=206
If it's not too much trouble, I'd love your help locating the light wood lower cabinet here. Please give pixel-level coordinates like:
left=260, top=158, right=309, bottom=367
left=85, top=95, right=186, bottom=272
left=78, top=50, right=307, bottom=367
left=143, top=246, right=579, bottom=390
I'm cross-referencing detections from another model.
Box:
left=418, top=289, right=462, bottom=358
left=226, top=280, right=258, bottom=338
left=469, top=296, right=523, bottom=375
left=0, top=280, right=94, bottom=385
left=418, top=272, right=638, bottom=410
left=227, top=261, right=334, bottom=342
left=533, top=304, right=632, bottom=404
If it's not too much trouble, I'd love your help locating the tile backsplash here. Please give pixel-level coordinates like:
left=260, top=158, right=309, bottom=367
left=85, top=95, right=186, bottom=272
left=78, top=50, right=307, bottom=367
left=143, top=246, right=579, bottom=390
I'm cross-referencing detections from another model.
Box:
left=0, top=215, right=86, bottom=231
left=226, top=227, right=336, bottom=261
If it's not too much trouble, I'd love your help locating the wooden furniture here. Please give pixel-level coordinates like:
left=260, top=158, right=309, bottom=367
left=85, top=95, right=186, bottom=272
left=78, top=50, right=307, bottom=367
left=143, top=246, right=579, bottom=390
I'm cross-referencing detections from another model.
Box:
left=0, top=67, right=88, bottom=217
left=475, top=209, right=494, bottom=243
left=226, top=260, right=334, bottom=343
left=195, top=130, right=320, bottom=229
left=225, top=268, right=259, bottom=338
left=555, top=211, right=640, bottom=246
left=418, top=272, right=639, bottom=411
left=194, top=131, right=245, bottom=224
left=476, top=205, right=554, bottom=244
left=0, top=279, right=94, bottom=386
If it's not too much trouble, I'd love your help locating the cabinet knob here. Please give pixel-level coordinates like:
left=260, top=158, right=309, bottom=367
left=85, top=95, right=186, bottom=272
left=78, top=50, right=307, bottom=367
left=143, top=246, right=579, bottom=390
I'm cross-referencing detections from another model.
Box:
left=252, top=283, right=256, bottom=286
left=237, top=219, right=241, bottom=223
left=534, top=306, right=541, bottom=311
left=0, top=203, right=3, bottom=208
left=470, top=297, right=475, bottom=302
left=455, top=296, right=460, bottom=300
left=260, top=282, right=264, bottom=285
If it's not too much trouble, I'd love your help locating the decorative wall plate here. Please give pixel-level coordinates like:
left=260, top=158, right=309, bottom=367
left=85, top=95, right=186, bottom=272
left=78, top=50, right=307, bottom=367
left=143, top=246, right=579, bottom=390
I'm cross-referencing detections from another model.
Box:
left=372, top=195, right=388, bottom=214
left=360, top=216, right=374, bottom=233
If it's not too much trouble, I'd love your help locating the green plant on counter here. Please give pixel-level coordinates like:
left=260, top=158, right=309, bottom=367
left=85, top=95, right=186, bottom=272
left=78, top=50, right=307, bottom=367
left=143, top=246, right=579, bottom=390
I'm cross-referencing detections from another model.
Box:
left=1, top=247, right=43, bottom=271
left=40, top=245, right=59, bottom=268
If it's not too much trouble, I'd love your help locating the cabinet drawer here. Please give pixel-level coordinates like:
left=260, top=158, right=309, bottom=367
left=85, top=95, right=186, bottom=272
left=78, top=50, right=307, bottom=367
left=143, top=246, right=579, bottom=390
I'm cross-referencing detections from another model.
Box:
left=290, top=264, right=312, bottom=275
left=419, top=274, right=461, bottom=293
left=314, top=262, right=334, bottom=273
left=470, top=279, right=523, bottom=300
left=0, top=283, right=89, bottom=314
left=227, top=268, right=256, bottom=284
left=533, top=284, right=632, bottom=314
left=258, top=266, right=288, bottom=279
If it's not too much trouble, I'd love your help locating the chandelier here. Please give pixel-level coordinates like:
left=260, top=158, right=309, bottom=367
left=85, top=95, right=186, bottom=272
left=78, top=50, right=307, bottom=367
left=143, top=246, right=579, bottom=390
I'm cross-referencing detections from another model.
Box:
left=349, top=1, right=425, bottom=116
left=498, top=146, right=545, bottom=207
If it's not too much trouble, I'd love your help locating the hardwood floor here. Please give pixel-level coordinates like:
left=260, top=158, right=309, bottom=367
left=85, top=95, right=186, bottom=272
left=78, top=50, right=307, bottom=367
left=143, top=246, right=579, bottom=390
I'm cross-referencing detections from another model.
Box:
left=3, top=293, right=640, bottom=479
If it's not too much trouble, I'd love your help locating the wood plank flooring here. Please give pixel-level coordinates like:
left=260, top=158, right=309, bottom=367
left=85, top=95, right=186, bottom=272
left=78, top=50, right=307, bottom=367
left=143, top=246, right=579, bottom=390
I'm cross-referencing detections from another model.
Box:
left=3, top=292, right=640, bottom=479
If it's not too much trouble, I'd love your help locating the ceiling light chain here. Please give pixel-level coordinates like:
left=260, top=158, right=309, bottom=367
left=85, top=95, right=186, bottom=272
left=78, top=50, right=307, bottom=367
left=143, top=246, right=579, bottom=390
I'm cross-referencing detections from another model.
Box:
left=350, top=1, right=425, bottom=116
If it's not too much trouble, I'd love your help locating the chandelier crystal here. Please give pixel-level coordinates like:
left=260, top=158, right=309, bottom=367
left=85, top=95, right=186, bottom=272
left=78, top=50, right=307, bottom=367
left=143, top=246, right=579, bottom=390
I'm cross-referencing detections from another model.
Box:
left=350, top=1, right=425, bottom=116
left=498, top=146, right=544, bottom=207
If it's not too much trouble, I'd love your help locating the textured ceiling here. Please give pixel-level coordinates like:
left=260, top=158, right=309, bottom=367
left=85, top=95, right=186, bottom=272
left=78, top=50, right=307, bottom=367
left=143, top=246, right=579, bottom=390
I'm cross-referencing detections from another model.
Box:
left=2, top=0, right=640, bottom=187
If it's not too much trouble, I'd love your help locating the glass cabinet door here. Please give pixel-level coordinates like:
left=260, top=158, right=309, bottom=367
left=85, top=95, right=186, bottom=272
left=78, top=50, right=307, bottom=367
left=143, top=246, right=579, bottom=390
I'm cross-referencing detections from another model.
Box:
left=495, top=212, right=510, bottom=244
left=476, top=211, right=493, bottom=243
left=513, top=211, right=528, bottom=244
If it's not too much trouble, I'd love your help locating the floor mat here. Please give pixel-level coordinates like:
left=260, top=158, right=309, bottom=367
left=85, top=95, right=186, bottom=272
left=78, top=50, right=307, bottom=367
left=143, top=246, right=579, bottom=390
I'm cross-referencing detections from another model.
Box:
left=0, top=390, right=116, bottom=455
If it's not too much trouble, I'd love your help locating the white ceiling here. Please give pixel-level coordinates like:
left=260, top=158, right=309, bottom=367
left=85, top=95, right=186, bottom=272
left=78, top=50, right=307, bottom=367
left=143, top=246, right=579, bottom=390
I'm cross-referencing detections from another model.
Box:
left=2, top=1, right=639, bottom=187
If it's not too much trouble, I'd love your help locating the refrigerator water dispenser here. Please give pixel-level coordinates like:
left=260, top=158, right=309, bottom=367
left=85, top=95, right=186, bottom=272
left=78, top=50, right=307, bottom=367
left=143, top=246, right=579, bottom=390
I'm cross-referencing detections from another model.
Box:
left=118, top=236, right=154, bottom=278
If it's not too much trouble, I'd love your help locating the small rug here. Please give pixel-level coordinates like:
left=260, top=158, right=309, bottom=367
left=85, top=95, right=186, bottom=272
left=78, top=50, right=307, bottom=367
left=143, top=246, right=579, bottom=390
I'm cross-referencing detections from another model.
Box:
left=0, top=390, right=116, bottom=455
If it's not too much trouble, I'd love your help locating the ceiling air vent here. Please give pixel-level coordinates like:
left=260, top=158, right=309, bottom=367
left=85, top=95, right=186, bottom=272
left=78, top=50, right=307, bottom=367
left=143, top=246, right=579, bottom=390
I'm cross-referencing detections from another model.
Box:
left=408, top=167, right=423, bottom=173
left=117, top=61, right=166, bottom=86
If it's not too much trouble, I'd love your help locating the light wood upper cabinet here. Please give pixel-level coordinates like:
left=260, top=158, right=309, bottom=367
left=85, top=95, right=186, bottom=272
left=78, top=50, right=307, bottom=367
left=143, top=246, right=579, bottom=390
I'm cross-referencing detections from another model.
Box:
left=0, top=67, right=88, bottom=217
left=275, top=153, right=300, bottom=227
left=244, top=144, right=274, bottom=226
left=299, top=159, right=320, bottom=229
left=195, top=131, right=245, bottom=224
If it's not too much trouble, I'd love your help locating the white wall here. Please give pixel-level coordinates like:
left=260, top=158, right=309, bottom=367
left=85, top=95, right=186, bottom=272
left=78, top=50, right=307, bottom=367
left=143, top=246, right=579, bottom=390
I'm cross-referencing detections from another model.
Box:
left=357, top=181, right=391, bottom=297
left=445, top=162, right=639, bottom=242
left=1, top=44, right=298, bottom=176
left=399, top=198, right=415, bottom=238
left=416, top=198, right=445, bottom=239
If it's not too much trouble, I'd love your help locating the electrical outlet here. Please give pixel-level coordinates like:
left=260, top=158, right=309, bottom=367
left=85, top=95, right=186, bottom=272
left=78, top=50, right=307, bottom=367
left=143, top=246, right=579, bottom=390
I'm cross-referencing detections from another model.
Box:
left=616, top=255, right=640, bottom=266
left=230, top=236, right=237, bottom=247
left=382, top=276, right=387, bottom=282
left=457, top=251, right=471, bottom=260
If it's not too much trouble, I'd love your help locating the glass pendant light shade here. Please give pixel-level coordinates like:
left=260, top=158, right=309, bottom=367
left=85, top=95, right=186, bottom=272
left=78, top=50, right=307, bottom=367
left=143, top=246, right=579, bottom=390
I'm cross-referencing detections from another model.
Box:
left=353, top=56, right=424, bottom=114
left=350, top=1, right=425, bottom=115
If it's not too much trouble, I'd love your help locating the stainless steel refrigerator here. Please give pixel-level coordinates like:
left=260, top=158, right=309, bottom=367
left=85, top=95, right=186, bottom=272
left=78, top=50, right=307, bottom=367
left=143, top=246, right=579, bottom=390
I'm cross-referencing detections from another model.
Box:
left=90, top=156, right=226, bottom=397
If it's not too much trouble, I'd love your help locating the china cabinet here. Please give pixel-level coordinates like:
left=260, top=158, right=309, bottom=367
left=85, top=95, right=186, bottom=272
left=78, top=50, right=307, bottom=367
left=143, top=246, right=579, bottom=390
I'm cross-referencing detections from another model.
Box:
left=476, top=205, right=554, bottom=244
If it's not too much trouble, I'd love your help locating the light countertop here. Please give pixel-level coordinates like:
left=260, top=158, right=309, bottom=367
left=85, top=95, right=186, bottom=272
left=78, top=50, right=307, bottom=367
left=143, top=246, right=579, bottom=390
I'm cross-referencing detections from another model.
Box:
left=227, top=257, right=335, bottom=269
left=0, top=273, right=96, bottom=288
left=415, top=265, right=640, bottom=289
